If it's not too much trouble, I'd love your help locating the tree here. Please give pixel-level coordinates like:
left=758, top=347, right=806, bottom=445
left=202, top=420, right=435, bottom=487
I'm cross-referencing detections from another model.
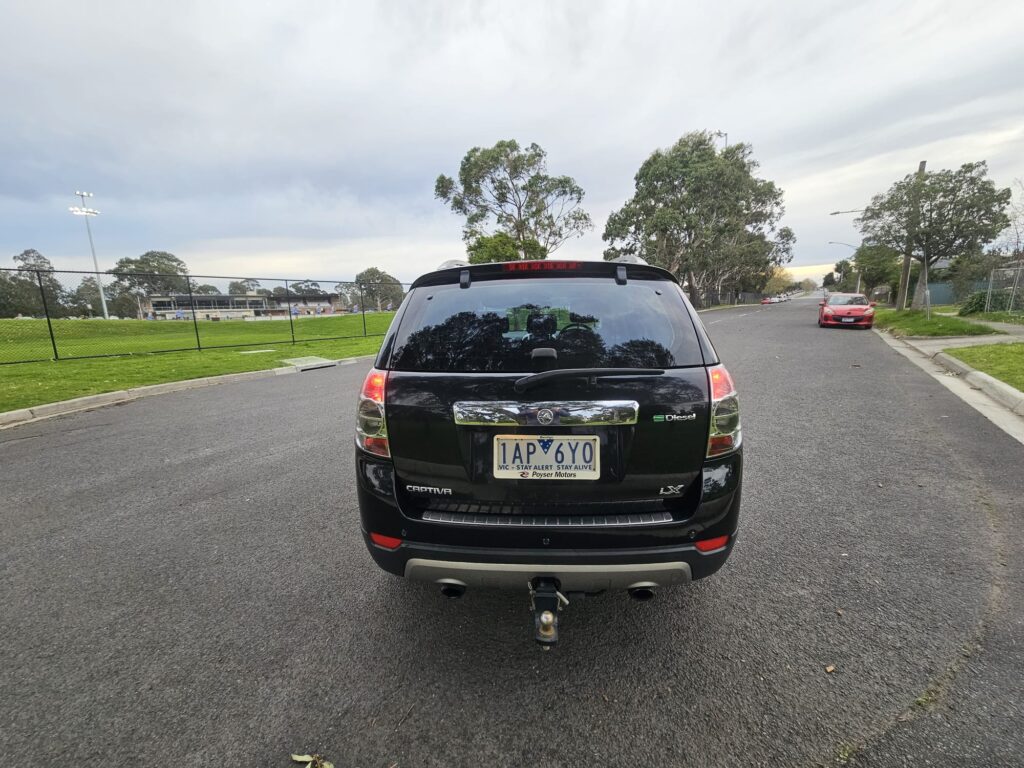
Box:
left=603, top=131, right=793, bottom=307
left=352, top=267, right=404, bottom=310
left=857, top=162, right=1011, bottom=308
left=800, top=278, right=817, bottom=293
left=0, top=250, right=66, bottom=317
left=945, top=249, right=1008, bottom=301
left=69, top=276, right=106, bottom=316
left=228, top=279, right=261, bottom=294
left=997, top=178, right=1023, bottom=259
left=191, top=283, right=220, bottom=295
left=288, top=280, right=327, bottom=296
left=435, top=139, right=592, bottom=260
left=110, top=251, right=190, bottom=294
left=764, top=267, right=793, bottom=295
left=466, top=232, right=544, bottom=264
left=822, top=272, right=836, bottom=288
left=853, top=243, right=901, bottom=295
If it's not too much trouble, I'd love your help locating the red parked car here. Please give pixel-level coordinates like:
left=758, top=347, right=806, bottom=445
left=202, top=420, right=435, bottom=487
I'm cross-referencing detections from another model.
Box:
left=818, top=293, right=876, bottom=328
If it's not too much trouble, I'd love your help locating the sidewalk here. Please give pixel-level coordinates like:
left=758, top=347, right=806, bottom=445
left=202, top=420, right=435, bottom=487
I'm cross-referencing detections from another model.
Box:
left=889, top=331, right=1024, bottom=418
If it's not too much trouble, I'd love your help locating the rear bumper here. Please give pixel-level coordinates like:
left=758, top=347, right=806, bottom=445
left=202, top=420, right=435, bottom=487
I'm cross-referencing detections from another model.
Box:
left=354, top=449, right=742, bottom=589
left=821, top=315, right=873, bottom=327
left=370, top=537, right=735, bottom=591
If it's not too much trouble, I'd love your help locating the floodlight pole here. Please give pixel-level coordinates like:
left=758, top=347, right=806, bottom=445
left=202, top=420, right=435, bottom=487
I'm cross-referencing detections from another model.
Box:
left=70, top=191, right=109, bottom=319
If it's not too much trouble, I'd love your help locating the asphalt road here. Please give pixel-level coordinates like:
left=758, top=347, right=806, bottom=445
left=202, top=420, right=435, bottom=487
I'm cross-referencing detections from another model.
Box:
left=2, top=296, right=1022, bottom=767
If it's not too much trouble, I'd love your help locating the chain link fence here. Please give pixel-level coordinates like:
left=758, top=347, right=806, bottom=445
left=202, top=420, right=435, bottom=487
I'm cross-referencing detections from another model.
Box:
left=0, top=269, right=409, bottom=364
left=984, top=263, right=1024, bottom=315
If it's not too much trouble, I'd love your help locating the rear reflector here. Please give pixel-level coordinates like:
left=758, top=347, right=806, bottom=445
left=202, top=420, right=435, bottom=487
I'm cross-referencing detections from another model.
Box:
left=369, top=532, right=402, bottom=550
left=695, top=535, right=729, bottom=553
left=502, top=261, right=581, bottom=272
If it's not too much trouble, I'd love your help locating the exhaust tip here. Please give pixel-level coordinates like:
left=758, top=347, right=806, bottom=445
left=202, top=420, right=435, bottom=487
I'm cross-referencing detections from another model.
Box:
left=628, top=586, right=655, bottom=602
left=439, top=580, right=466, bottom=599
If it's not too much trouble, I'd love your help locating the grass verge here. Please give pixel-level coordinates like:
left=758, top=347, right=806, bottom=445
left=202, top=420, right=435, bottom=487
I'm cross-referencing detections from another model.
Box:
left=961, top=311, right=1024, bottom=326
left=873, top=309, right=1001, bottom=337
left=946, top=343, right=1024, bottom=392
left=0, top=336, right=383, bottom=412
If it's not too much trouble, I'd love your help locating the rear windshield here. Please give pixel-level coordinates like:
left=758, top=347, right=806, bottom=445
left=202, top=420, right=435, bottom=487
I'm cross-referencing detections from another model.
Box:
left=388, top=277, right=704, bottom=372
left=829, top=295, right=868, bottom=305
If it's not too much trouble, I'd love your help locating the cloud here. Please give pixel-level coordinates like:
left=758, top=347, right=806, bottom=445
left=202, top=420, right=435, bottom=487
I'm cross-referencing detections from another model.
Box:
left=1, top=0, right=1022, bottom=279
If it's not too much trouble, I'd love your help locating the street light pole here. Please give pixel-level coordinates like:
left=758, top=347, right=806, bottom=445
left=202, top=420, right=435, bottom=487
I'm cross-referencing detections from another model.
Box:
left=69, top=191, right=109, bottom=319
left=896, top=161, right=927, bottom=311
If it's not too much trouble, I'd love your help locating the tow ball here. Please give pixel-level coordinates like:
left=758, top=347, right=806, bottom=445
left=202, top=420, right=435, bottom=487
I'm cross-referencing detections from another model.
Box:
left=529, top=578, right=570, bottom=649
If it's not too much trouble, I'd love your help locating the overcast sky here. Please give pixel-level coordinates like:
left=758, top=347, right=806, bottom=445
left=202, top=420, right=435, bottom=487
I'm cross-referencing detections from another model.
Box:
left=2, top=0, right=1022, bottom=284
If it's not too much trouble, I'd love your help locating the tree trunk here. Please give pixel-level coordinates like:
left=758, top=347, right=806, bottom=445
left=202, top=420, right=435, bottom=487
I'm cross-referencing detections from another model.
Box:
left=687, top=270, right=702, bottom=309
left=910, top=258, right=928, bottom=309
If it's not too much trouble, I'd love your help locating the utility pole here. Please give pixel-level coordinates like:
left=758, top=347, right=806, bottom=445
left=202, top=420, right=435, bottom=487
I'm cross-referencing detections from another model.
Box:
left=896, top=161, right=927, bottom=311
left=69, top=191, right=110, bottom=319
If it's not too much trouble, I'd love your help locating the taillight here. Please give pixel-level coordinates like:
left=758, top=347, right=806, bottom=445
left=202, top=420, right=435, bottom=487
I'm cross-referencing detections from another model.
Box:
left=502, top=261, right=582, bottom=272
left=356, top=368, right=390, bottom=457
left=707, top=364, right=741, bottom=458
left=695, top=535, right=730, bottom=553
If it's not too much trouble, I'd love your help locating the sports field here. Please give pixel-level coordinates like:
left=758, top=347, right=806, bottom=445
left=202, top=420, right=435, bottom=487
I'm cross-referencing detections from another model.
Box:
left=0, top=312, right=395, bottom=363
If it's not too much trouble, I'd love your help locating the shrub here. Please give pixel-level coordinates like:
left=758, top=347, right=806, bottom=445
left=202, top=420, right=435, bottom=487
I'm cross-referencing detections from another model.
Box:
left=959, top=290, right=1013, bottom=315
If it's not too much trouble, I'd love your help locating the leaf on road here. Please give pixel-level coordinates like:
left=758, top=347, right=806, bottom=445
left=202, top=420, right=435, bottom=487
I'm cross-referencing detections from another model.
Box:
left=825, top=665, right=836, bottom=674
left=836, top=609, right=844, bottom=616
left=291, top=754, right=333, bottom=768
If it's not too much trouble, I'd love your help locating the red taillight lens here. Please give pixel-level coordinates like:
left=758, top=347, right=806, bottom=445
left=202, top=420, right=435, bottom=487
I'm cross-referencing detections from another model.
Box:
left=370, top=532, right=402, bottom=550
left=361, top=369, right=386, bottom=402
left=695, top=535, right=729, bottom=553
left=707, top=364, right=741, bottom=458
left=709, top=365, right=735, bottom=401
left=502, top=261, right=581, bottom=272
left=356, top=368, right=390, bottom=457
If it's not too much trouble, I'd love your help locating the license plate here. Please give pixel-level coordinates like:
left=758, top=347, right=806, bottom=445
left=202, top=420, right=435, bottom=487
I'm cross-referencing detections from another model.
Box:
left=493, top=435, right=600, bottom=480
left=841, top=317, right=856, bottom=323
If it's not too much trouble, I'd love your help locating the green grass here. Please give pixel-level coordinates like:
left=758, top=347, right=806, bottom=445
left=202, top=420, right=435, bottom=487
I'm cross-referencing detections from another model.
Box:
left=0, top=336, right=384, bottom=413
left=946, top=343, right=1024, bottom=392
left=926, top=304, right=959, bottom=314
left=966, top=311, right=1024, bottom=326
left=873, top=308, right=1002, bottom=337
left=0, top=312, right=394, bottom=363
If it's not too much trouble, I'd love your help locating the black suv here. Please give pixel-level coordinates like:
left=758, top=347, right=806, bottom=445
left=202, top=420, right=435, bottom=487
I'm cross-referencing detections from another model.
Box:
left=354, top=259, right=742, bottom=645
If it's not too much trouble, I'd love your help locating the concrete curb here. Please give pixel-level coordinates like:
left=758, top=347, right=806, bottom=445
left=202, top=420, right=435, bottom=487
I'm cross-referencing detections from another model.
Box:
left=0, top=354, right=376, bottom=430
left=876, top=329, right=1024, bottom=417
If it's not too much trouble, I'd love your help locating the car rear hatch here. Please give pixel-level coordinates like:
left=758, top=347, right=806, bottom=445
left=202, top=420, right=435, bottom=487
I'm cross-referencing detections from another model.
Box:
left=380, top=262, right=713, bottom=524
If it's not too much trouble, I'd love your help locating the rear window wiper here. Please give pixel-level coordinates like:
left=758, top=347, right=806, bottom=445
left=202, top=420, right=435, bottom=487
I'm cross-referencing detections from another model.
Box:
left=514, top=368, right=665, bottom=393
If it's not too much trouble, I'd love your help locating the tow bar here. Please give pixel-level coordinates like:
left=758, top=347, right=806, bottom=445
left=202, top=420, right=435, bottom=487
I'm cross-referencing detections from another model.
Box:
left=529, top=578, right=570, bottom=649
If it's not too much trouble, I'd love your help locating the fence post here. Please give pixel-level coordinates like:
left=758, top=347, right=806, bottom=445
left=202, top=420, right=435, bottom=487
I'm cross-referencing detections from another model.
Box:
left=284, top=280, right=296, bottom=345
left=359, top=284, right=367, bottom=336
left=186, top=279, right=202, bottom=350
left=36, top=270, right=60, bottom=360
left=1009, top=263, right=1022, bottom=313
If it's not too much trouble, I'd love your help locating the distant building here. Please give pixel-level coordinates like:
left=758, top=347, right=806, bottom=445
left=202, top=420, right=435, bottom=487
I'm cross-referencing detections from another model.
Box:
left=141, top=293, right=348, bottom=321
